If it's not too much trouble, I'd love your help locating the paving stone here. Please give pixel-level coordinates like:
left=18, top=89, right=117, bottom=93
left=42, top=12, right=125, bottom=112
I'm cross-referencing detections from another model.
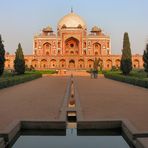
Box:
left=0, top=77, right=68, bottom=131
left=75, top=77, right=148, bottom=132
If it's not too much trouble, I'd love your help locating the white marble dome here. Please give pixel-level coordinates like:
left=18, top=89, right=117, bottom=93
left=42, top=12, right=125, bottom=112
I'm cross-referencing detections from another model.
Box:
left=58, top=12, right=87, bottom=29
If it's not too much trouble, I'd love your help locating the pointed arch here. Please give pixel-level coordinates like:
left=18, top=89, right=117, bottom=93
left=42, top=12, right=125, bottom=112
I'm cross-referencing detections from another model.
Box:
left=106, top=59, right=112, bottom=70
left=93, top=42, right=101, bottom=55
left=43, top=42, right=51, bottom=56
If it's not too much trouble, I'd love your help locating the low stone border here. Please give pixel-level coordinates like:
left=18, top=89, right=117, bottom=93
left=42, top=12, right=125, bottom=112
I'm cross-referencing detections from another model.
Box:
left=77, top=120, right=148, bottom=148
left=0, top=120, right=66, bottom=148
left=0, top=119, right=148, bottom=148
left=135, top=138, right=148, bottom=148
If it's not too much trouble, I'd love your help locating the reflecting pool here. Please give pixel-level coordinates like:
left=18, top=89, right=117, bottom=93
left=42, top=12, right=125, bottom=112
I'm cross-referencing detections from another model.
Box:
left=12, top=129, right=130, bottom=148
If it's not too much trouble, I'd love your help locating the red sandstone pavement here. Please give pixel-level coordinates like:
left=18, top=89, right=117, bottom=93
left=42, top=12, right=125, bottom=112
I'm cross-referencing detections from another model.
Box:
left=0, top=77, right=68, bottom=132
left=0, top=75, right=148, bottom=134
left=75, top=76, right=148, bottom=132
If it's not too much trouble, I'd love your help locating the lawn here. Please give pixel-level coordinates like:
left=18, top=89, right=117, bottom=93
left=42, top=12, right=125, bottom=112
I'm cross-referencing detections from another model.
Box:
left=130, top=69, right=148, bottom=79
left=105, top=69, right=148, bottom=79
left=26, top=70, right=57, bottom=75
left=0, top=70, right=42, bottom=89
left=104, top=69, right=148, bottom=88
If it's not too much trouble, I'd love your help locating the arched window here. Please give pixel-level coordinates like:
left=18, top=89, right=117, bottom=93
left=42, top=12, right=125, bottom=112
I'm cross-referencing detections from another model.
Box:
left=41, top=59, right=48, bottom=69
left=58, top=42, right=61, bottom=48
left=43, top=42, right=51, bottom=55
left=95, top=52, right=98, bottom=55
left=50, top=59, right=56, bottom=68
left=106, top=59, right=112, bottom=70
left=46, top=52, right=49, bottom=55
left=115, top=59, right=121, bottom=69
left=78, top=59, right=85, bottom=69
left=32, top=59, right=38, bottom=69
left=107, top=42, right=110, bottom=48
left=84, top=50, right=86, bottom=55
left=83, top=42, right=87, bottom=48
left=133, top=59, right=140, bottom=69
left=88, top=59, right=94, bottom=69
left=93, top=43, right=101, bottom=55
left=60, top=59, right=66, bottom=68
left=70, top=51, right=74, bottom=55
left=58, top=50, right=61, bottom=55
left=35, top=42, right=37, bottom=48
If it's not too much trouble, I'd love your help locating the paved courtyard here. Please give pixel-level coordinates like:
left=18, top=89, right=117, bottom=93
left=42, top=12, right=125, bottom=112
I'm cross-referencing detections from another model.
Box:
left=75, top=76, right=148, bottom=132
left=0, top=77, right=68, bottom=132
left=0, top=75, right=148, bottom=134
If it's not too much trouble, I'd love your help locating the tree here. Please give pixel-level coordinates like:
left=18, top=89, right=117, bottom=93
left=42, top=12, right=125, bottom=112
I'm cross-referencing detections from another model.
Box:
left=93, top=58, right=100, bottom=78
left=93, top=58, right=100, bottom=71
left=120, top=32, right=132, bottom=75
left=0, top=35, right=5, bottom=76
left=14, top=43, right=25, bottom=75
left=143, top=43, right=148, bottom=76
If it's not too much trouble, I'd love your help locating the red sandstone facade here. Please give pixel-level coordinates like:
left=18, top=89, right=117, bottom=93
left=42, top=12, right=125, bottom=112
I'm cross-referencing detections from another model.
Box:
left=5, top=12, right=143, bottom=70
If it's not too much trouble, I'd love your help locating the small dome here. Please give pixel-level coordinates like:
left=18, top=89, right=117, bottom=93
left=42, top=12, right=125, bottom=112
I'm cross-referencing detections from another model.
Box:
left=58, top=12, right=87, bottom=29
left=91, top=26, right=102, bottom=32
left=42, top=26, right=53, bottom=32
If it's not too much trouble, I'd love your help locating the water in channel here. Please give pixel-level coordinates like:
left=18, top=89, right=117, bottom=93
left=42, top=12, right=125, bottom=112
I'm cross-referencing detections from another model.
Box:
left=12, top=127, right=130, bottom=148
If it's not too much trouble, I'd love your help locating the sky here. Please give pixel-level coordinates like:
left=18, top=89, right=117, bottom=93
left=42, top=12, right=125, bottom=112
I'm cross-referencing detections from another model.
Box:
left=0, top=0, right=148, bottom=55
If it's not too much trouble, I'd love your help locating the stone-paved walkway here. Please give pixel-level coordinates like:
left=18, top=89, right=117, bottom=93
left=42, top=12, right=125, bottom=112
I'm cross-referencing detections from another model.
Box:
left=0, top=77, right=68, bottom=132
left=75, top=76, right=148, bottom=132
left=1, top=75, right=148, bottom=147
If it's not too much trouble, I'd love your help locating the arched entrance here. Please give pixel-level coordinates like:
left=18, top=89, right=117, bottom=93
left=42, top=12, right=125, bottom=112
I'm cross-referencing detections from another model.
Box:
left=40, top=59, right=48, bottom=69
left=5, top=59, right=11, bottom=69
left=133, top=59, right=140, bottom=69
left=93, top=42, right=101, bottom=55
left=69, top=60, right=75, bottom=69
left=32, top=59, right=38, bottom=69
left=87, top=59, right=94, bottom=69
left=115, top=59, right=121, bottom=69
left=78, top=59, right=85, bottom=69
left=65, top=37, right=79, bottom=55
left=59, top=59, right=66, bottom=68
left=106, top=59, right=112, bottom=70
left=50, top=59, right=56, bottom=68
left=43, top=42, right=51, bottom=56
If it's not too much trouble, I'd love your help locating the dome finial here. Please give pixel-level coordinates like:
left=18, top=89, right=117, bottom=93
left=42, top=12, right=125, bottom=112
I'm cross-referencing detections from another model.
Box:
left=71, top=6, right=73, bottom=13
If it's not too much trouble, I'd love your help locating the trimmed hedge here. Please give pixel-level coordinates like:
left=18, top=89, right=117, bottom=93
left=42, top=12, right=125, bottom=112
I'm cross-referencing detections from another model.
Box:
left=0, top=73, right=42, bottom=89
left=104, top=72, right=148, bottom=88
left=27, top=70, right=57, bottom=75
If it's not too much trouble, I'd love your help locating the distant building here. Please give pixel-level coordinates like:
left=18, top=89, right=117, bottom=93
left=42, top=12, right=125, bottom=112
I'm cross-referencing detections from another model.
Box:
left=5, top=11, right=143, bottom=70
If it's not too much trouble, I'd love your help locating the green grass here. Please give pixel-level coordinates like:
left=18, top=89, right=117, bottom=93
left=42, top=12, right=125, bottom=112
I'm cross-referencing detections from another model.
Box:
left=26, top=70, right=57, bottom=75
left=104, top=69, right=148, bottom=88
left=0, top=70, right=42, bottom=89
left=0, top=70, right=56, bottom=89
left=0, top=70, right=13, bottom=78
left=104, top=69, right=148, bottom=79
left=130, top=69, right=148, bottom=79
left=0, top=70, right=56, bottom=80
left=86, top=70, right=103, bottom=74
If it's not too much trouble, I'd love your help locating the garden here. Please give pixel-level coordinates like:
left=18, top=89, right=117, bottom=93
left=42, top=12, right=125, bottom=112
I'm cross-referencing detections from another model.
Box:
left=0, top=70, right=42, bottom=89
left=104, top=69, right=148, bottom=88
